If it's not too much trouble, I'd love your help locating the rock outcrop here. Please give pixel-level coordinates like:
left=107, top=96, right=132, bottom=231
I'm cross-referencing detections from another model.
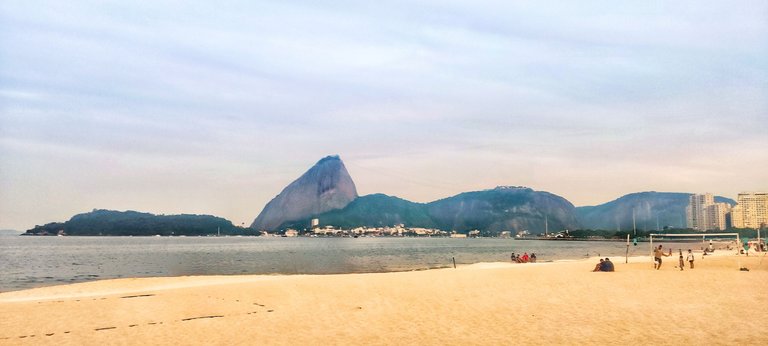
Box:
left=251, top=155, right=358, bottom=231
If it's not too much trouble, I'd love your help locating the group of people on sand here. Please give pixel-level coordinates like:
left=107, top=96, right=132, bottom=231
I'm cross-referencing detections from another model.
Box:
left=592, top=258, right=614, bottom=272
left=653, top=245, right=695, bottom=271
left=510, top=252, right=536, bottom=263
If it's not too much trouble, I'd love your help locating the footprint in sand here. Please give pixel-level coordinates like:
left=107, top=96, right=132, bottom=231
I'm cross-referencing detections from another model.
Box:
left=181, top=315, right=224, bottom=321
left=120, top=294, right=155, bottom=299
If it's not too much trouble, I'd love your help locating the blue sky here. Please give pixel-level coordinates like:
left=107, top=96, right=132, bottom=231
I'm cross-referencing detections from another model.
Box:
left=1, top=1, right=767, bottom=230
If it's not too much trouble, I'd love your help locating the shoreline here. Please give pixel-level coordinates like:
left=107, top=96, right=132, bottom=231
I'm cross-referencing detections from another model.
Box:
left=0, top=246, right=745, bottom=294
left=0, top=251, right=745, bottom=300
left=2, top=254, right=766, bottom=344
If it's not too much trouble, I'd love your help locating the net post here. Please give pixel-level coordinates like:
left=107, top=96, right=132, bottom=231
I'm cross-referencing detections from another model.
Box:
left=625, top=234, right=629, bottom=264
left=649, top=234, right=654, bottom=268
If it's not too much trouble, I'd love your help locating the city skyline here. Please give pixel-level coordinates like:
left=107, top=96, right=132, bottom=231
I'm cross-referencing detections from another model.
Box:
left=1, top=1, right=767, bottom=230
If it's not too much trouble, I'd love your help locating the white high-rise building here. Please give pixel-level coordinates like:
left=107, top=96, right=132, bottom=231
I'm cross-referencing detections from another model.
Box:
left=687, top=193, right=713, bottom=231
left=686, top=193, right=729, bottom=231
left=730, top=192, right=768, bottom=229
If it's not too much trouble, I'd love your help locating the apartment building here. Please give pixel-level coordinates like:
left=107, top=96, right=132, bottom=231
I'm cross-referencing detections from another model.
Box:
left=730, top=192, right=768, bottom=229
left=686, top=193, right=729, bottom=231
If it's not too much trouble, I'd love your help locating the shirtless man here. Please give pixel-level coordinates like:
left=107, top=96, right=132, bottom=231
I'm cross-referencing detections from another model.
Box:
left=654, top=245, right=670, bottom=270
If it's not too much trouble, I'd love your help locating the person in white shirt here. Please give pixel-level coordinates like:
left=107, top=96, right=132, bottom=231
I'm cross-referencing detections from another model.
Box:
left=686, top=249, right=695, bottom=269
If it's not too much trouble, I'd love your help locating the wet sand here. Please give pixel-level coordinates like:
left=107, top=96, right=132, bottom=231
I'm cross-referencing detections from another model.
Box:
left=1, top=253, right=767, bottom=345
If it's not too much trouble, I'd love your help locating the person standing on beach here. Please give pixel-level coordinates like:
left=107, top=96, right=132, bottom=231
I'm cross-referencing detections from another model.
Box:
left=678, top=249, right=684, bottom=271
left=654, top=245, right=670, bottom=270
left=686, top=249, right=694, bottom=269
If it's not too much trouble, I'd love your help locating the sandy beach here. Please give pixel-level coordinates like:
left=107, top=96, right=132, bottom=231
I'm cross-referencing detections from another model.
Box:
left=2, top=253, right=767, bottom=345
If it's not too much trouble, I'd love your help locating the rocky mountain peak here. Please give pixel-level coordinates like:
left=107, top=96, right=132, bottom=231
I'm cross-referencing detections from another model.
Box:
left=251, top=155, right=358, bottom=231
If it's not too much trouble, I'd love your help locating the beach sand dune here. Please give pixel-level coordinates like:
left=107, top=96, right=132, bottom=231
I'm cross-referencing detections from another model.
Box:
left=1, top=254, right=767, bottom=345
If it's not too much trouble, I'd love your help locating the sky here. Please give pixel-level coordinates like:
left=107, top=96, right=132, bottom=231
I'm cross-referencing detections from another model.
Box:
left=1, top=1, right=767, bottom=231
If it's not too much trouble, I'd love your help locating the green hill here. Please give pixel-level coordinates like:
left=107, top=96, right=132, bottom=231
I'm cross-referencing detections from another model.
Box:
left=279, top=193, right=435, bottom=230
left=575, top=192, right=736, bottom=230
left=279, top=187, right=579, bottom=234
left=24, top=209, right=244, bottom=236
left=427, top=187, right=578, bottom=233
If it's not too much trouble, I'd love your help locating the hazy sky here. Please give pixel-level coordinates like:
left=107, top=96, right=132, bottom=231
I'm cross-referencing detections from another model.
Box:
left=1, top=1, right=767, bottom=230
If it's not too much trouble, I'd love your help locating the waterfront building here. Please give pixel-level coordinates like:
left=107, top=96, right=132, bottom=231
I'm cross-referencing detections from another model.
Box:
left=730, top=192, right=768, bottom=229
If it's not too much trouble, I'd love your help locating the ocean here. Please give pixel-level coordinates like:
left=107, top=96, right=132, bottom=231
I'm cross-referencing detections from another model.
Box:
left=0, top=236, right=664, bottom=292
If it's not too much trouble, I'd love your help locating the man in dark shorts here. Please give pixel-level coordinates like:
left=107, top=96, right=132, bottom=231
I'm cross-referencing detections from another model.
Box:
left=654, top=245, right=669, bottom=270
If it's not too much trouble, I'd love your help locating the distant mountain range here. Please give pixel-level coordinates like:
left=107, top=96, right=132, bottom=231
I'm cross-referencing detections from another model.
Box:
left=279, top=186, right=579, bottom=233
left=575, top=192, right=735, bottom=231
left=256, top=156, right=578, bottom=232
left=23, top=156, right=742, bottom=235
left=256, top=156, right=736, bottom=233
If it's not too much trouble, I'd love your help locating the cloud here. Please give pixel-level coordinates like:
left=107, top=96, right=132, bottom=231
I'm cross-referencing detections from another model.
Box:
left=0, top=0, right=766, bottom=229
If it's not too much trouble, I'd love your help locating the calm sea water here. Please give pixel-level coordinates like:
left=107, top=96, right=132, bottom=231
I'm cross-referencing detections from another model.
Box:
left=0, top=236, right=655, bottom=292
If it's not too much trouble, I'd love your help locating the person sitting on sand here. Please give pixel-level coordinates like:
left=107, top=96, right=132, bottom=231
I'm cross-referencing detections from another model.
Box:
left=654, top=245, right=670, bottom=270
left=515, top=254, right=522, bottom=263
left=593, top=258, right=604, bottom=272
left=530, top=253, right=537, bottom=263
left=522, top=252, right=530, bottom=263
left=602, top=258, right=614, bottom=272
left=511, top=252, right=515, bottom=262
